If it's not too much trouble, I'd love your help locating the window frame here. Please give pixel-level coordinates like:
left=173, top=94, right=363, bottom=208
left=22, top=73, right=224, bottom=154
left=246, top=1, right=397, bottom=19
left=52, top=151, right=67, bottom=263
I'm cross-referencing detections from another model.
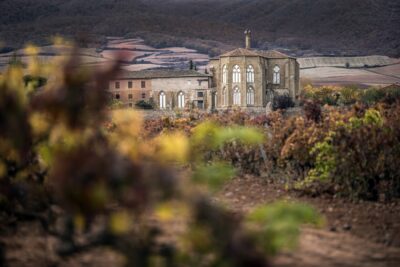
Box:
left=177, top=91, right=185, bottom=109
left=233, top=87, right=241, bottom=106
left=273, top=65, right=281, bottom=85
left=247, top=87, right=255, bottom=106
left=159, top=91, right=166, bottom=109
left=233, top=65, right=241, bottom=83
left=246, top=65, right=255, bottom=83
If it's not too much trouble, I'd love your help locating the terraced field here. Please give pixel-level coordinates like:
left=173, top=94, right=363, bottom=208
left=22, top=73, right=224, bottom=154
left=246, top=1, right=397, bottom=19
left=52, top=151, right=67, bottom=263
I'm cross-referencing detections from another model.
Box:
left=1, top=37, right=399, bottom=86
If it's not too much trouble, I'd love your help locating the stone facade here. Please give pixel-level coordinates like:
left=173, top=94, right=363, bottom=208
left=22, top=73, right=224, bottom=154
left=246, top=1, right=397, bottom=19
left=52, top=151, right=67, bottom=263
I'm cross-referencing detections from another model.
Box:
left=108, top=69, right=211, bottom=110
left=108, top=78, right=152, bottom=108
left=209, top=31, right=300, bottom=110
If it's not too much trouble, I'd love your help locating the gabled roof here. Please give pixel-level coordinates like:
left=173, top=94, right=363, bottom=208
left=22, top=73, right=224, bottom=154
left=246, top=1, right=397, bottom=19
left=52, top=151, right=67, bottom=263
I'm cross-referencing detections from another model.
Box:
left=220, top=48, right=261, bottom=57
left=117, top=69, right=210, bottom=79
left=256, top=50, right=294, bottom=59
left=219, top=48, right=294, bottom=59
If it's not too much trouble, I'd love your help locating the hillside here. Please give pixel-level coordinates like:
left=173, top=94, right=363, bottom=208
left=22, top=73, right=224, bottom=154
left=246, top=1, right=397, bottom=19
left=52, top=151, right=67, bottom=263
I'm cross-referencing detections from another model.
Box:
left=0, top=0, right=399, bottom=56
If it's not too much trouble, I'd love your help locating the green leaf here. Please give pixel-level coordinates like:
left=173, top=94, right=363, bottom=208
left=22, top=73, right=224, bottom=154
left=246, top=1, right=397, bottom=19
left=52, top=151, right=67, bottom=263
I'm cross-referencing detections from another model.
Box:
left=192, top=162, right=235, bottom=191
left=247, top=201, right=323, bottom=255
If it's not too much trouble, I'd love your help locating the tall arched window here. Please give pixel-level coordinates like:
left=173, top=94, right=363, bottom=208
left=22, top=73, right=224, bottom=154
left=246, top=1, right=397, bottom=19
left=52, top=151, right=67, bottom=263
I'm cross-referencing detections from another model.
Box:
left=178, top=91, right=185, bottom=109
left=233, top=65, right=241, bottom=83
left=273, top=65, right=280, bottom=84
left=222, top=65, right=227, bottom=84
left=233, top=87, right=241, bottom=106
left=222, top=87, right=227, bottom=106
left=159, top=91, right=166, bottom=109
left=247, top=65, right=254, bottom=83
left=247, top=87, right=255, bottom=106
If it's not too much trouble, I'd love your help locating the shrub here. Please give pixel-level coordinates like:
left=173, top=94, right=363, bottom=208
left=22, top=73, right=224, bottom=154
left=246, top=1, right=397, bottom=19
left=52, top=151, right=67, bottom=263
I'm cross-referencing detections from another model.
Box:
left=272, top=104, right=400, bottom=200
left=302, top=108, right=400, bottom=200
left=272, top=94, right=295, bottom=110
left=360, top=87, right=386, bottom=105
left=302, top=85, right=339, bottom=106
left=338, top=86, right=358, bottom=105
left=135, top=99, right=154, bottom=109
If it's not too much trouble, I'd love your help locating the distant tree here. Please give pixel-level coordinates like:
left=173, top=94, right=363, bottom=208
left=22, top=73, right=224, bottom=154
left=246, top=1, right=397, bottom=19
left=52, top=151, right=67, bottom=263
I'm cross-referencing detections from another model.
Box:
left=205, top=68, right=209, bottom=74
left=189, top=60, right=194, bottom=70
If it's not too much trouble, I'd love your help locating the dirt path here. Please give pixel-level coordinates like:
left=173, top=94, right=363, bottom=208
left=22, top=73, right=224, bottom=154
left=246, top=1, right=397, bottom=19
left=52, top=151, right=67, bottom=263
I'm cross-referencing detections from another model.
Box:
left=217, top=175, right=400, bottom=267
left=1, top=175, right=399, bottom=267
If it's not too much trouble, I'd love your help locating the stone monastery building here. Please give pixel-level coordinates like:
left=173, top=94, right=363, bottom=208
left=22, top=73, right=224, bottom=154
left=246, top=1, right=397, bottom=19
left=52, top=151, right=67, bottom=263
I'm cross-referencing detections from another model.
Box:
left=108, top=30, right=300, bottom=111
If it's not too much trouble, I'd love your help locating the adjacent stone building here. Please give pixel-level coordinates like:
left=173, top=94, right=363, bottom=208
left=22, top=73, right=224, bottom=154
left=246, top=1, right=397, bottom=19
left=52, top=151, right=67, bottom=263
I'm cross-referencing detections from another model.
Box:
left=108, top=69, right=211, bottom=109
left=209, top=30, right=300, bottom=110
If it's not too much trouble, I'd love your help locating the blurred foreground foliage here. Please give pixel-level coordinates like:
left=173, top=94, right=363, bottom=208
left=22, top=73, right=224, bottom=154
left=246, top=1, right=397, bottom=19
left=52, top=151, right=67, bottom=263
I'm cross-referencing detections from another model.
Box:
left=0, top=43, right=321, bottom=266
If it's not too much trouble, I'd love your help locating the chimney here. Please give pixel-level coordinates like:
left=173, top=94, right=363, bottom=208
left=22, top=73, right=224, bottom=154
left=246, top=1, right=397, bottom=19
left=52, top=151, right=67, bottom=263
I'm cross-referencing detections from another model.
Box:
left=244, top=29, right=251, bottom=49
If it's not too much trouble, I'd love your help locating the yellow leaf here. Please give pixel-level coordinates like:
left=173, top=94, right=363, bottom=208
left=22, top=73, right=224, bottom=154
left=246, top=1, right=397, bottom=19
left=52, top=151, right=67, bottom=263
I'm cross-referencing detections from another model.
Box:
left=157, top=132, right=189, bottom=163
left=0, top=161, right=6, bottom=178
left=109, top=211, right=132, bottom=235
left=155, top=203, right=174, bottom=222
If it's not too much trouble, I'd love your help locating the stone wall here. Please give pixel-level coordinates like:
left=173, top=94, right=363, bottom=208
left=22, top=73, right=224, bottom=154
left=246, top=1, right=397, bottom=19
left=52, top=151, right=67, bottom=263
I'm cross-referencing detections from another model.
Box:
left=211, top=55, right=300, bottom=109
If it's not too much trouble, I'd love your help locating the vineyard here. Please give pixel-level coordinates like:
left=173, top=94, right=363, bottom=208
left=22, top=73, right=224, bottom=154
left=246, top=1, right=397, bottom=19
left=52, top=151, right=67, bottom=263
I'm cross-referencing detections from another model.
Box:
left=1, top=46, right=400, bottom=267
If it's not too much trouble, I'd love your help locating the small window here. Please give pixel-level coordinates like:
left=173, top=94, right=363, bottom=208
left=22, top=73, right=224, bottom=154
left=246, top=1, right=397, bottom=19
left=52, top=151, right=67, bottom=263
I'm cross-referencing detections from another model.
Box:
left=197, top=101, right=204, bottom=109
left=159, top=91, right=166, bottom=109
left=273, top=66, right=281, bottom=84
left=128, top=81, right=133, bottom=88
left=115, top=94, right=120, bottom=100
left=197, top=92, right=204, bottom=98
left=178, top=91, right=185, bottom=109
left=115, top=82, right=120, bottom=89
left=142, top=93, right=146, bottom=99
left=128, top=94, right=133, bottom=99
left=141, top=81, right=146, bottom=88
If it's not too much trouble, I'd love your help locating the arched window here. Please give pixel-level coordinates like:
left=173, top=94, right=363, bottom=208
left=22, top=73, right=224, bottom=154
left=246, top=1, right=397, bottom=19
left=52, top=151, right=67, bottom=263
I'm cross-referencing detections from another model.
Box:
left=273, top=65, right=280, bottom=84
left=232, top=65, right=241, bottom=83
left=233, top=87, right=241, bottom=106
left=247, top=87, right=255, bottom=106
left=222, top=65, right=227, bottom=84
left=159, top=91, right=166, bottom=109
left=222, top=87, right=227, bottom=106
left=178, top=91, right=185, bottom=109
left=247, top=65, right=254, bottom=83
